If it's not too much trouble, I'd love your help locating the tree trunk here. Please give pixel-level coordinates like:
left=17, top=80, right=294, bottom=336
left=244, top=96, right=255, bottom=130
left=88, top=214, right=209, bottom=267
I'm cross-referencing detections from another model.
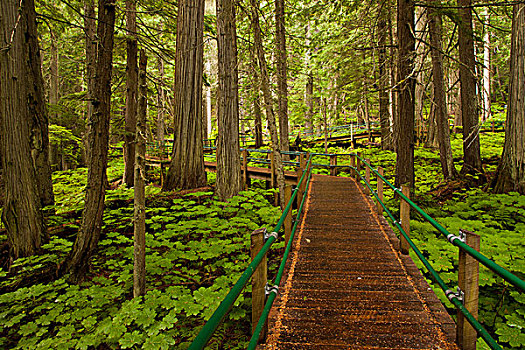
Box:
left=428, top=4, right=458, bottom=180
left=305, top=23, right=313, bottom=132
left=205, top=59, right=213, bottom=138
left=395, top=0, right=416, bottom=189
left=0, top=0, right=47, bottom=259
left=275, top=0, right=289, bottom=154
left=133, top=50, right=147, bottom=297
left=253, top=78, right=263, bottom=148
left=378, top=6, right=393, bottom=150
left=482, top=8, right=491, bottom=122
left=156, top=54, right=165, bottom=145
left=216, top=0, right=241, bottom=200
left=123, top=0, right=138, bottom=187
left=458, top=0, right=483, bottom=176
left=250, top=0, right=286, bottom=208
left=163, top=0, right=207, bottom=190
left=492, top=4, right=525, bottom=194
left=414, top=7, right=428, bottom=143
left=84, top=0, right=97, bottom=163
left=62, top=0, right=116, bottom=283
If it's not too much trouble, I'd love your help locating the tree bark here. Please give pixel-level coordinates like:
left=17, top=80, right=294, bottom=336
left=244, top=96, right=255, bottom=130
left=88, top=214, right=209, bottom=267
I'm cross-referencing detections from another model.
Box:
left=458, top=0, right=483, bottom=176
left=395, top=0, right=416, bottom=189
left=482, top=8, right=491, bottom=122
left=250, top=0, right=286, bottom=208
left=305, top=23, right=314, bottom=132
left=216, top=0, right=241, bottom=200
left=378, top=5, right=393, bottom=150
left=62, top=0, right=116, bottom=283
left=275, top=0, right=289, bottom=154
left=163, top=0, right=207, bottom=191
left=492, top=4, right=525, bottom=194
left=0, top=0, right=47, bottom=259
left=156, top=54, right=165, bottom=145
left=84, top=0, right=97, bottom=162
left=133, top=50, right=147, bottom=297
left=123, top=0, right=138, bottom=187
left=428, top=4, right=458, bottom=180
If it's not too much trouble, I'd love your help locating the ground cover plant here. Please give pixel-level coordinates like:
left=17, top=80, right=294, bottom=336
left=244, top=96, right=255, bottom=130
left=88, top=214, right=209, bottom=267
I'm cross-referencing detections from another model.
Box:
left=0, top=162, right=283, bottom=349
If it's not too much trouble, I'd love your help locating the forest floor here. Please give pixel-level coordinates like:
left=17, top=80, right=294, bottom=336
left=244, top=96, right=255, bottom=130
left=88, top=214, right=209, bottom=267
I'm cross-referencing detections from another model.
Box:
left=0, top=132, right=523, bottom=350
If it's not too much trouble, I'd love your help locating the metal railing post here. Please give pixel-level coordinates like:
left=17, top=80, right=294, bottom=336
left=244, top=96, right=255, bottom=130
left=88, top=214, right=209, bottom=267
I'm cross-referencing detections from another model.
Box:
left=457, top=229, right=480, bottom=350
left=400, top=184, right=411, bottom=255
left=251, top=228, right=268, bottom=341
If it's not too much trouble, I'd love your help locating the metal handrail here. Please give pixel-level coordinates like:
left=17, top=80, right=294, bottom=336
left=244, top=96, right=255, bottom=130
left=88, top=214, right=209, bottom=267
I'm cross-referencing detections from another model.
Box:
left=187, top=155, right=314, bottom=350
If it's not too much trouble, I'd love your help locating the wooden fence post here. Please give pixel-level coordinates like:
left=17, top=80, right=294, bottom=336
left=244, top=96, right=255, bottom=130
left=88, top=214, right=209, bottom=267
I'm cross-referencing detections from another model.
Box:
left=242, top=149, right=250, bottom=189
left=284, top=185, right=292, bottom=245
left=457, top=229, right=480, bottom=350
left=330, top=154, right=337, bottom=176
left=251, top=228, right=268, bottom=340
left=351, top=154, right=356, bottom=179
left=399, top=184, right=411, bottom=255
left=377, top=167, right=384, bottom=214
left=356, top=152, right=362, bottom=177
left=364, top=158, right=371, bottom=194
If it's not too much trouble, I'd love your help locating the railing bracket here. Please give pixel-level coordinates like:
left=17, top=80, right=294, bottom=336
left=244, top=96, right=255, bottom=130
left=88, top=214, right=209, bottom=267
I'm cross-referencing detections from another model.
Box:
left=265, top=283, right=279, bottom=296
left=445, top=287, right=464, bottom=304
left=447, top=230, right=466, bottom=244
left=264, top=230, right=278, bottom=241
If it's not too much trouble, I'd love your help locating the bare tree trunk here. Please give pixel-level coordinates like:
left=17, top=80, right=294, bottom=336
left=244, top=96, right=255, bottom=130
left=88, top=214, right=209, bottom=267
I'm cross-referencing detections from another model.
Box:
left=250, top=0, right=285, bottom=208
left=482, top=8, right=491, bottom=122
left=133, top=50, right=147, bottom=297
left=164, top=0, right=207, bottom=190
left=458, top=0, right=483, bottom=176
left=305, top=23, right=313, bottom=132
left=275, top=0, right=289, bottom=154
left=0, top=0, right=47, bottom=259
left=428, top=4, right=458, bottom=180
left=123, top=0, right=138, bottom=187
left=395, top=0, right=416, bottom=189
left=84, top=0, right=96, bottom=163
left=216, top=0, right=241, bottom=200
left=492, top=4, right=525, bottom=194
left=414, top=7, right=428, bottom=143
left=205, top=59, right=213, bottom=138
left=156, top=54, right=165, bottom=145
left=62, top=0, right=115, bottom=283
left=378, top=5, right=393, bottom=150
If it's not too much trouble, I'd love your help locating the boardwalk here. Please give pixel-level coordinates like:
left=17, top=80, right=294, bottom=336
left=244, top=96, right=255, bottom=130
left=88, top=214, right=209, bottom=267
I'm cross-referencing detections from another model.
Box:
left=264, top=175, right=458, bottom=350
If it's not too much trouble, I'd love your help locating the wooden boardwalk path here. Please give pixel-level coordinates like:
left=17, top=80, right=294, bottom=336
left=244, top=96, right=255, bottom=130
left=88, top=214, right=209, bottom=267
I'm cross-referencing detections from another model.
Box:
left=264, top=175, right=458, bottom=350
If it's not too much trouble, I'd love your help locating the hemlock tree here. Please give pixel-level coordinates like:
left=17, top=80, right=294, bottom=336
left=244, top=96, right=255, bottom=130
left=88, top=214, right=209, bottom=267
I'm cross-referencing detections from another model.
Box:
left=133, top=49, right=147, bottom=297
left=395, top=0, right=415, bottom=189
left=61, top=0, right=116, bottom=283
left=163, top=0, right=207, bottom=191
left=457, top=0, right=483, bottom=176
left=428, top=0, right=457, bottom=180
left=0, top=0, right=47, bottom=259
left=275, top=0, right=289, bottom=154
left=123, top=0, right=138, bottom=187
left=216, top=0, right=242, bottom=200
left=377, top=3, right=393, bottom=151
left=492, top=3, right=525, bottom=194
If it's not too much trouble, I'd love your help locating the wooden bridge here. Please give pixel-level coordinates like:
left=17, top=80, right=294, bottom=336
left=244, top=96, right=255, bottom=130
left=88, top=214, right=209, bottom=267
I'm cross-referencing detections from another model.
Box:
left=262, top=175, right=458, bottom=349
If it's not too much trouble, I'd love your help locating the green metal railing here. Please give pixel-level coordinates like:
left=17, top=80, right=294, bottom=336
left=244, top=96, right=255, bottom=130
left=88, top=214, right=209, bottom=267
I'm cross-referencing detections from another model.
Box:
left=353, top=155, right=524, bottom=350
left=187, top=154, right=314, bottom=350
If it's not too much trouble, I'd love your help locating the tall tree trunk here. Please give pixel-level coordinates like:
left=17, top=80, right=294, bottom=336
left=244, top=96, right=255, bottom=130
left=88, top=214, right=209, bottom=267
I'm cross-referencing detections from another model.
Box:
left=395, top=0, right=416, bottom=189
left=414, top=7, right=428, bottom=143
left=250, top=0, right=286, bottom=208
left=492, top=4, right=525, bottom=194
left=205, top=59, right=213, bottom=138
left=253, top=77, right=263, bottom=148
left=378, top=5, right=393, bottom=151
left=156, top=54, right=165, bottom=144
left=428, top=4, right=458, bottom=180
left=275, top=0, right=289, bottom=154
left=458, top=0, right=483, bottom=176
left=49, top=30, right=59, bottom=117
left=216, top=0, right=241, bottom=200
left=133, top=50, right=147, bottom=297
left=305, top=23, right=313, bottom=132
left=123, top=0, right=138, bottom=187
left=62, top=0, right=116, bottom=283
left=0, top=0, right=47, bottom=259
left=163, top=0, right=207, bottom=190
left=84, top=0, right=96, bottom=163
left=482, top=8, right=491, bottom=122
